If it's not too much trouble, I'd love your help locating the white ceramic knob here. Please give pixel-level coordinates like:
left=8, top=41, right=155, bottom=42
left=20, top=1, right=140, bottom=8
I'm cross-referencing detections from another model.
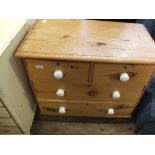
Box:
left=120, top=72, right=129, bottom=82
left=59, top=106, right=66, bottom=114
left=56, top=89, right=65, bottom=97
left=53, top=70, right=63, bottom=79
left=107, top=108, right=115, bottom=115
left=112, top=91, right=120, bottom=99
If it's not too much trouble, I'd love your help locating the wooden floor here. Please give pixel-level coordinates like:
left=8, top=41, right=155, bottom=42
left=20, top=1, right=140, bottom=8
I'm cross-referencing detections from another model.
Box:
left=31, top=114, right=137, bottom=135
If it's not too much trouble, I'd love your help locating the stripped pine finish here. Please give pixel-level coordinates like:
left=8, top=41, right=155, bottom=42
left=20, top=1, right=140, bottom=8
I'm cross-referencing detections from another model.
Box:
left=38, top=100, right=135, bottom=117
left=93, top=64, right=155, bottom=84
left=16, top=20, right=155, bottom=64
left=16, top=20, right=155, bottom=119
left=34, top=83, right=144, bottom=103
left=24, top=59, right=90, bottom=83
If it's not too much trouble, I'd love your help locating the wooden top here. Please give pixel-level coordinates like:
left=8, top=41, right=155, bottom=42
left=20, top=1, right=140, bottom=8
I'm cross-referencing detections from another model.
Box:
left=15, top=19, right=155, bottom=64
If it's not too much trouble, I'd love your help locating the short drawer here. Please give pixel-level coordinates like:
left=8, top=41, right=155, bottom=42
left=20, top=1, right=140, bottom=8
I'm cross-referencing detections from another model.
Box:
left=93, top=63, right=154, bottom=84
left=33, top=81, right=144, bottom=103
left=24, top=59, right=90, bottom=83
left=38, top=100, right=135, bottom=117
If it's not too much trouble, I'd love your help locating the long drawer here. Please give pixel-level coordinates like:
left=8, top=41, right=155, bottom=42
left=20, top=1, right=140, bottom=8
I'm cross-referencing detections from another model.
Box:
left=93, top=63, right=154, bottom=84
left=33, top=81, right=144, bottom=103
left=24, top=59, right=90, bottom=83
left=38, top=100, right=135, bottom=117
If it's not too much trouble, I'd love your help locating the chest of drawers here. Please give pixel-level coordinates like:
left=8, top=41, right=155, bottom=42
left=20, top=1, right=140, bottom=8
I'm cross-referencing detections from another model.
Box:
left=15, top=20, right=155, bottom=118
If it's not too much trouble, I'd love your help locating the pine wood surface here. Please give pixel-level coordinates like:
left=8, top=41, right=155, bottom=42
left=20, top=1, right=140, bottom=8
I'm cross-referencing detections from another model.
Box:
left=38, top=100, right=136, bottom=117
left=25, top=59, right=154, bottom=85
left=24, top=59, right=90, bottom=83
left=93, top=63, right=155, bottom=84
left=15, top=20, right=155, bottom=119
left=34, top=82, right=144, bottom=103
left=16, top=20, right=155, bottom=64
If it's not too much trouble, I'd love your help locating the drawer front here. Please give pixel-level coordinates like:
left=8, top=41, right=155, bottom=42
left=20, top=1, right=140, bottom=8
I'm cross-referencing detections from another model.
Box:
left=93, top=63, right=154, bottom=84
left=38, top=100, right=135, bottom=117
left=33, top=81, right=144, bottom=103
left=24, top=59, right=90, bottom=83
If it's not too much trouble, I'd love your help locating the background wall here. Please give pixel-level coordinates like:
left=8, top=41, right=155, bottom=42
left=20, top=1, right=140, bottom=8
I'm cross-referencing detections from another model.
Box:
left=0, top=20, right=37, bottom=134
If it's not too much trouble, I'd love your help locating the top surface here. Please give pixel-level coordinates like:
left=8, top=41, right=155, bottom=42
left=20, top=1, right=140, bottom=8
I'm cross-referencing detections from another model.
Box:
left=16, top=19, right=155, bottom=64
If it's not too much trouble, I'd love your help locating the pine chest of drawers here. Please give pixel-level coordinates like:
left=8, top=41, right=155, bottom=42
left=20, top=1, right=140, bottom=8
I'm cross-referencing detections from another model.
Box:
left=15, top=20, right=155, bottom=118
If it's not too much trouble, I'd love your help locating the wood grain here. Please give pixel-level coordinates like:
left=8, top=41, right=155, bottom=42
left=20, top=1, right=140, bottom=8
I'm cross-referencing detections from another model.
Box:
left=38, top=100, right=135, bottom=117
left=31, top=120, right=135, bottom=135
left=33, top=82, right=144, bottom=103
left=24, top=59, right=90, bottom=83
left=16, top=20, right=155, bottom=64
left=15, top=19, right=155, bottom=119
left=93, top=63, right=154, bottom=84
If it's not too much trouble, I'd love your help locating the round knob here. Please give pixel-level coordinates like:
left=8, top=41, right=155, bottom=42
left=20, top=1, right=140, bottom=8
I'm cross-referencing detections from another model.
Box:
left=56, top=89, right=65, bottom=97
left=120, top=72, right=129, bottom=82
left=59, top=106, right=66, bottom=114
left=112, top=91, right=120, bottom=99
left=53, top=70, right=63, bottom=79
left=107, top=108, right=115, bottom=115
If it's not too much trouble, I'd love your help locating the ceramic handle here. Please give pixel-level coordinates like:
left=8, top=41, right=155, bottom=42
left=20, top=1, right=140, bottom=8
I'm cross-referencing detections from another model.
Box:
left=107, top=108, right=115, bottom=115
left=59, top=106, right=66, bottom=114
left=120, top=72, right=129, bottom=82
left=56, top=89, right=65, bottom=97
left=112, top=91, right=120, bottom=99
left=53, top=70, right=63, bottom=79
